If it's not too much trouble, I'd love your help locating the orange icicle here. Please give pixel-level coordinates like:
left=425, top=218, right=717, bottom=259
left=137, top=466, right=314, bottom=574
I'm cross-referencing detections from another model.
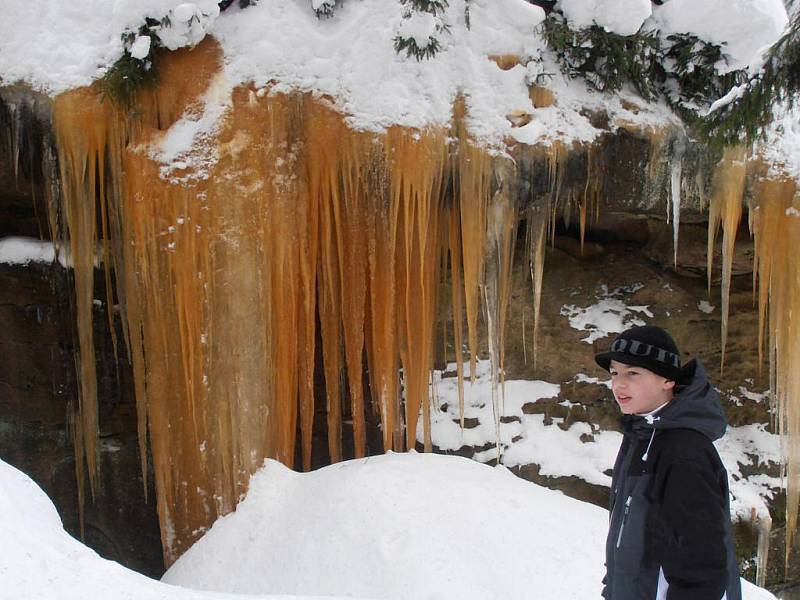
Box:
left=708, top=146, right=747, bottom=373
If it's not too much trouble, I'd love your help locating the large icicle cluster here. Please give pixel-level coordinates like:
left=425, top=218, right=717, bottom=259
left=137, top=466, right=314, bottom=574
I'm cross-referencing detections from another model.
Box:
left=702, top=148, right=800, bottom=566
left=47, top=39, right=517, bottom=564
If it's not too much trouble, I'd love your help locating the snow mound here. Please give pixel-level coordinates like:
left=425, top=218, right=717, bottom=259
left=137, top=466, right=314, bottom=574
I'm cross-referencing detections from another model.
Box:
left=164, top=452, right=776, bottom=600
left=164, top=452, right=608, bottom=599
left=0, top=458, right=365, bottom=600
left=0, top=453, right=777, bottom=600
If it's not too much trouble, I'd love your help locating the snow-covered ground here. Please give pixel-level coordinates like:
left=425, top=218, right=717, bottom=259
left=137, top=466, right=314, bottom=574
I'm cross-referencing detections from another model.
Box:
left=423, top=358, right=781, bottom=522
left=0, top=454, right=777, bottom=600
left=559, top=283, right=652, bottom=344
left=420, top=282, right=782, bottom=523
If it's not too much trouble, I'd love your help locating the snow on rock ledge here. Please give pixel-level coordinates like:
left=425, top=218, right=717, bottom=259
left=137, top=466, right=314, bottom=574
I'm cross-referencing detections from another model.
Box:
left=0, top=0, right=220, bottom=95
left=558, top=0, right=652, bottom=36
left=652, top=0, right=787, bottom=71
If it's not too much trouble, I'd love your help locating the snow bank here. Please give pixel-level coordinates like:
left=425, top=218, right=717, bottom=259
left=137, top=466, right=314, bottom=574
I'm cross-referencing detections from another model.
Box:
left=0, top=458, right=358, bottom=600
left=1, top=452, right=777, bottom=600
left=157, top=452, right=774, bottom=600
left=0, top=0, right=790, bottom=150
left=0, top=0, right=680, bottom=148
left=164, top=452, right=609, bottom=599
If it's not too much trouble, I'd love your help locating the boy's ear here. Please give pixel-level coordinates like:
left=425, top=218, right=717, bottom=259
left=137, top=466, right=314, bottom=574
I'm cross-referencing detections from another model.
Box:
left=663, top=379, right=676, bottom=391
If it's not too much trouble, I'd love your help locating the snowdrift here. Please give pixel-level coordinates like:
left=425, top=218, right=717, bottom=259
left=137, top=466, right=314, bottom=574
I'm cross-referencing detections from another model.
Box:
left=0, top=452, right=777, bottom=599
left=164, top=452, right=776, bottom=600
left=0, top=458, right=366, bottom=600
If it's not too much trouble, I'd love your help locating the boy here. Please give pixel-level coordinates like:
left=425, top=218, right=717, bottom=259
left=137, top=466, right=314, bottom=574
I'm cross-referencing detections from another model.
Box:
left=594, top=325, right=741, bottom=600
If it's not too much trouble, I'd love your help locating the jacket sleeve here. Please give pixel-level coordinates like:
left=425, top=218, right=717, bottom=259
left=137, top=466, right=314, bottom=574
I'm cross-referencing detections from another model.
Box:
left=653, top=457, right=728, bottom=600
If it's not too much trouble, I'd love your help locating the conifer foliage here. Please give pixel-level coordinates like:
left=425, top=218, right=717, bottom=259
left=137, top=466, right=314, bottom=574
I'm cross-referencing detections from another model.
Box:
left=543, top=11, right=662, bottom=100
left=542, top=11, right=746, bottom=137
left=100, top=1, right=253, bottom=108
left=394, top=0, right=451, bottom=61
left=98, top=19, right=164, bottom=109
left=702, top=8, right=800, bottom=146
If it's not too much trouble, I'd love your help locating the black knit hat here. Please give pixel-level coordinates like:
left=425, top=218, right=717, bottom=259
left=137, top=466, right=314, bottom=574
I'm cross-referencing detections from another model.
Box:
left=595, top=325, right=687, bottom=383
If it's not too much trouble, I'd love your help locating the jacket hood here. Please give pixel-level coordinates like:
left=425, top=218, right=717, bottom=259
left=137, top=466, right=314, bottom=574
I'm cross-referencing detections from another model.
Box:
left=625, top=359, right=728, bottom=441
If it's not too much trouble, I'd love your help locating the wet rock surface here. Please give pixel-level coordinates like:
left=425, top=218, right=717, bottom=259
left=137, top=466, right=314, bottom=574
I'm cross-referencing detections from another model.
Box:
left=0, top=95, right=164, bottom=577
left=0, top=260, right=164, bottom=578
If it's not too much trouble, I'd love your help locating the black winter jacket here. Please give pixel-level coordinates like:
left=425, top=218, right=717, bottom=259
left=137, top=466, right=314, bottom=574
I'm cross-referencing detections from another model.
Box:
left=602, top=360, right=741, bottom=600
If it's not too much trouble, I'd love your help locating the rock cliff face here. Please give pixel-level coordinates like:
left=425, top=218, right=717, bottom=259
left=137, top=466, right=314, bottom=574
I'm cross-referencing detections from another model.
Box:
left=0, top=84, right=796, bottom=590
left=0, top=92, right=163, bottom=576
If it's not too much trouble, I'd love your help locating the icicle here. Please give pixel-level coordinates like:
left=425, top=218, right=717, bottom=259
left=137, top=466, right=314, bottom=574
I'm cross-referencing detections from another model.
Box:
left=10, top=100, right=21, bottom=182
left=308, top=107, right=346, bottom=463
left=363, top=140, right=401, bottom=452
left=122, top=40, right=287, bottom=563
left=750, top=174, right=800, bottom=566
left=527, top=203, right=548, bottom=372
left=53, top=87, right=121, bottom=511
left=754, top=511, right=772, bottom=588
left=483, top=158, right=517, bottom=460
left=447, top=200, right=466, bottom=428
left=545, top=142, right=567, bottom=246
left=453, top=96, right=490, bottom=383
left=298, top=116, right=321, bottom=471
left=708, top=146, right=747, bottom=374
left=578, top=144, right=603, bottom=255
left=670, top=135, right=686, bottom=270
left=338, top=136, right=369, bottom=458
left=521, top=303, right=527, bottom=366
left=389, top=126, right=448, bottom=452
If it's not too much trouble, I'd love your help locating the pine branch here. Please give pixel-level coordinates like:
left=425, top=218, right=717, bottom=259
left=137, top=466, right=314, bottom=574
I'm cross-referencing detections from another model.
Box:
left=541, top=11, right=750, bottom=144
left=393, top=34, right=445, bottom=61
left=98, top=24, right=162, bottom=109
left=403, top=0, right=449, bottom=17
left=541, top=12, right=664, bottom=100
left=394, top=0, right=451, bottom=61
left=701, top=9, right=800, bottom=147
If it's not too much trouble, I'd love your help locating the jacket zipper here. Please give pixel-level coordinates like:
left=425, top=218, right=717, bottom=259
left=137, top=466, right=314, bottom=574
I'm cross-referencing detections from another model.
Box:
left=615, top=495, right=632, bottom=548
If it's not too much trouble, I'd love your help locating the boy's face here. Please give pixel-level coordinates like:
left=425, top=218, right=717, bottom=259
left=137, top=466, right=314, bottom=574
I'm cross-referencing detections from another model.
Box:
left=609, top=360, right=675, bottom=415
